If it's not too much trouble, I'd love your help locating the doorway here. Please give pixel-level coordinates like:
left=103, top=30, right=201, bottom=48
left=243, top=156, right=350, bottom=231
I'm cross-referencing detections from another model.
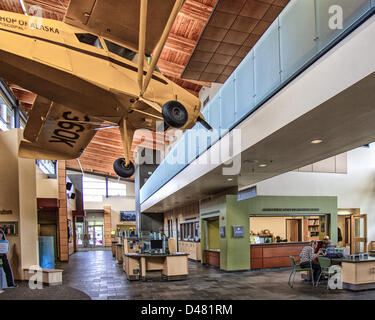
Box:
left=286, top=219, right=302, bottom=242
left=88, top=224, right=104, bottom=247
left=351, top=214, right=367, bottom=254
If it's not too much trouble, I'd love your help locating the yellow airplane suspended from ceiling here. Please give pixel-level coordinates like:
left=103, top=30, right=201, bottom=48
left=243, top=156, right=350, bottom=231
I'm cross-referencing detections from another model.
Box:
left=0, top=0, right=212, bottom=178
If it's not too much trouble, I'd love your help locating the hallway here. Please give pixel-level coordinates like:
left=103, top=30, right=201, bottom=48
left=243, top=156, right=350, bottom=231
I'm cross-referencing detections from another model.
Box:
left=55, top=250, right=375, bottom=300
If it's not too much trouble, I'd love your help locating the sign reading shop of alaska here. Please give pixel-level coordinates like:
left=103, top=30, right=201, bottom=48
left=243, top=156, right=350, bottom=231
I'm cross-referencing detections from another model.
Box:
left=0, top=210, right=13, bottom=215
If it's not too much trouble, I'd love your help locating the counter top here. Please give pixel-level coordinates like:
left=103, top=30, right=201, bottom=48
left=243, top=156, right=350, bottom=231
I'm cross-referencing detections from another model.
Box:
left=333, top=256, right=375, bottom=263
left=124, top=253, right=189, bottom=257
left=250, top=242, right=309, bottom=246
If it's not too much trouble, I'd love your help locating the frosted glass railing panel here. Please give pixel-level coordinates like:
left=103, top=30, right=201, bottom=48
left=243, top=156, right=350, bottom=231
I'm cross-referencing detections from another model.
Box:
left=220, top=74, right=236, bottom=132
left=254, top=18, right=281, bottom=104
left=316, top=0, right=372, bottom=51
left=235, top=51, right=255, bottom=121
left=279, top=0, right=317, bottom=82
left=185, top=129, right=197, bottom=163
left=208, top=95, right=221, bottom=145
left=140, top=1, right=375, bottom=204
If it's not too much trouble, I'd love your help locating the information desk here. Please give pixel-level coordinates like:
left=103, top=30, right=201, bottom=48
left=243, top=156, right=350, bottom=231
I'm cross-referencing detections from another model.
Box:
left=250, top=242, right=309, bottom=269
left=123, top=253, right=188, bottom=281
left=333, top=256, right=375, bottom=291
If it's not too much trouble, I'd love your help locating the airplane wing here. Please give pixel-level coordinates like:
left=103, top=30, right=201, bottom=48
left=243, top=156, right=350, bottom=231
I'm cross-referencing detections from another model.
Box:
left=19, top=96, right=102, bottom=160
left=64, top=0, right=178, bottom=55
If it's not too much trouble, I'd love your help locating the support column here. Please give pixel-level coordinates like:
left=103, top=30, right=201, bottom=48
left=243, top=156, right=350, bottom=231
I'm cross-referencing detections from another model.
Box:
left=57, top=160, right=69, bottom=261
left=135, top=148, right=162, bottom=233
left=104, top=206, right=111, bottom=247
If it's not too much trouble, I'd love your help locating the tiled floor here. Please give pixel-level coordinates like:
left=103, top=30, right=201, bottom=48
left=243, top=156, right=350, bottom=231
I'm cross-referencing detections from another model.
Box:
left=57, top=250, right=375, bottom=300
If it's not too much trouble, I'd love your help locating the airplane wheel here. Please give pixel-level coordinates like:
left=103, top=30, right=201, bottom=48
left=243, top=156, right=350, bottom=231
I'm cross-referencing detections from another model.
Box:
left=162, top=101, right=188, bottom=128
left=113, top=158, right=135, bottom=178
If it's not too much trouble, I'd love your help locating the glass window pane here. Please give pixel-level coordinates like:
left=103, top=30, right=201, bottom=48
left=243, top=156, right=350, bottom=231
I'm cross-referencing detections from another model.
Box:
left=105, top=39, right=138, bottom=63
left=108, top=180, right=126, bottom=196
left=75, top=33, right=103, bottom=49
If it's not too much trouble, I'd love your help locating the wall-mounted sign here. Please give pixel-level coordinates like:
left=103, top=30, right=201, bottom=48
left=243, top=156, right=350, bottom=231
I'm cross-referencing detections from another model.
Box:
left=232, top=225, right=244, bottom=238
left=120, top=211, right=136, bottom=222
left=0, top=209, right=12, bottom=215
left=220, top=226, right=225, bottom=238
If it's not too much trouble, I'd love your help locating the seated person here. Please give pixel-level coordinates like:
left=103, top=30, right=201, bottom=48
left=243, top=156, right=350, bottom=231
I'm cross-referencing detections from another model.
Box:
left=322, top=235, right=331, bottom=249
left=314, top=240, right=323, bottom=254
left=299, top=241, right=321, bottom=282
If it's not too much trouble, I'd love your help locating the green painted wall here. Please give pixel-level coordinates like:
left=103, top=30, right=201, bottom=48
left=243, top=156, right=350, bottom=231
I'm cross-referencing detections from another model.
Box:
left=200, top=194, right=338, bottom=271
left=200, top=195, right=226, bottom=264
left=245, top=196, right=338, bottom=244
left=221, top=195, right=250, bottom=271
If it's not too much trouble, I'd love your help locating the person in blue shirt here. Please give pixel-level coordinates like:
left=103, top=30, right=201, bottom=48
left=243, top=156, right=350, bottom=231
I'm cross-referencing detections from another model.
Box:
left=0, top=228, right=16, bottom=288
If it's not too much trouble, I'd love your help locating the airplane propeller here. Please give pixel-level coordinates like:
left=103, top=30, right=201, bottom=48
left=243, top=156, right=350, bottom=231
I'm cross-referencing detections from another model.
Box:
left=197, top=116, right=213, bottom=131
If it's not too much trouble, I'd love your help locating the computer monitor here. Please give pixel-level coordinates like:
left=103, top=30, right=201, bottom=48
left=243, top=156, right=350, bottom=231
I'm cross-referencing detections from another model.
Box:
left=150, top=239, right=163, bottom=249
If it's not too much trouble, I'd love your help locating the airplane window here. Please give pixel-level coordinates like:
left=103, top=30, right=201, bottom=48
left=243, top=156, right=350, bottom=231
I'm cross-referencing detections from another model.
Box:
left=75, top=33, right=103, bottom=49
left=104, top=39, right=137, bottom=62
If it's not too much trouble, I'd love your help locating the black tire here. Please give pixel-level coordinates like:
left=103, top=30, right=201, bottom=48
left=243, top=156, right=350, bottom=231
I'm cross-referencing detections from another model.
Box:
left=162, top=101, right=188, bottom=128
left=113, top=158, right=135, bottom=178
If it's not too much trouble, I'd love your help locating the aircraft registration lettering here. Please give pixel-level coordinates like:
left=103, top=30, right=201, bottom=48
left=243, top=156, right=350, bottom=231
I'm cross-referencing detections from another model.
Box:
left=49, top=112, right=90, bottom=148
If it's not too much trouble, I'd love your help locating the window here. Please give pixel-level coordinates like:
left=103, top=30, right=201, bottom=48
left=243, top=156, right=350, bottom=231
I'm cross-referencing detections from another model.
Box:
left=83, top=175, right=106, bottom=202
left=107, top=180, right=126, bottom=197
left=0, top=100, right=14, bottom=131
left=75, top=33, right=103, bottom=49
left=104, top=39, right=137, bottom=62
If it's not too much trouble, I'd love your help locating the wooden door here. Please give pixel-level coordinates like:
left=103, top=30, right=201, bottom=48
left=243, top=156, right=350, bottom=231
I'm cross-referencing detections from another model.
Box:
left=286, top=220, right=300, bottom=242
left=351, top=214, right=367, bottom=254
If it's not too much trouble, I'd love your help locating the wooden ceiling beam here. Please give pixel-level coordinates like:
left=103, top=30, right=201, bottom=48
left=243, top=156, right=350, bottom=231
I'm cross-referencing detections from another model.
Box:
left=24, top=0, right=67, bottom=15
left=12, top=89, right=37, bottom=105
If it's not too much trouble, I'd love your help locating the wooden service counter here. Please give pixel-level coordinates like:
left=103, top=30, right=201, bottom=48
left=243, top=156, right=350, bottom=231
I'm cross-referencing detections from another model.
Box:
left=179, top=241, right=201, bottom=261
left=339, top=257, right=375, bottom=291
left=123, top=253, right=189, bottom=281
left=250, top=242, right=308, bottom=269
left=204, top=250, right=220, bottom=268
left=115, top=243, right=123, bottom=264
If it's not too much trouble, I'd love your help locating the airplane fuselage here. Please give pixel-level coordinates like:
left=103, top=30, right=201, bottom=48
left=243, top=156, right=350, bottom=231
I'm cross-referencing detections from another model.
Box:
left=0, top=10, right=201, bottom=131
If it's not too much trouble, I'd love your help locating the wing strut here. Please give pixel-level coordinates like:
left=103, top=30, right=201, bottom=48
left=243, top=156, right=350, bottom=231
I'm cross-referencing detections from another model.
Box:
left=137, top=0, right=148, bottom=94
left=141, top=0, right=184, bottom=95
left=119, top=118, right=135, bottom=167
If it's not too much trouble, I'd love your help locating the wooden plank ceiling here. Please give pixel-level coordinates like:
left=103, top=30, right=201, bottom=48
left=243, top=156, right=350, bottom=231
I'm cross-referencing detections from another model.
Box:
left=182, top=0, right=290, bottom=83
left=0, top=0, right=217, bottom=177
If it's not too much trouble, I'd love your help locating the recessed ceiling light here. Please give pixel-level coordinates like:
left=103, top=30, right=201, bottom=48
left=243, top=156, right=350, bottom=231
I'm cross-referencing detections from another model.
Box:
left=259, top=164, right=267, bottom=167
left=227, top=178, right=233, bottom=181
left=310, top=139, right=323, bottom=144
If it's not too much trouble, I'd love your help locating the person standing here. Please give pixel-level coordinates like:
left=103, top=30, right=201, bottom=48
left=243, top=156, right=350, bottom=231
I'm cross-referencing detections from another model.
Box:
left=0, top=229, right=16, bottom=288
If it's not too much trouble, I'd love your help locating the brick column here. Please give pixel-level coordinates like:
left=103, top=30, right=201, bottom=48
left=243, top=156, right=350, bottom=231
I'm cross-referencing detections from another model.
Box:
left=58, top=161, right=69, bottom=261
left=104, top=206, right=111, bottom=247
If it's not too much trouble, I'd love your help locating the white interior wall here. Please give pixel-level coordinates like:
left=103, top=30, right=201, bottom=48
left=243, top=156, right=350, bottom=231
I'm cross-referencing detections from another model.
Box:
left=252, top=144, right=375, bottom=242
left=84, top=181, right=136, bottom=231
